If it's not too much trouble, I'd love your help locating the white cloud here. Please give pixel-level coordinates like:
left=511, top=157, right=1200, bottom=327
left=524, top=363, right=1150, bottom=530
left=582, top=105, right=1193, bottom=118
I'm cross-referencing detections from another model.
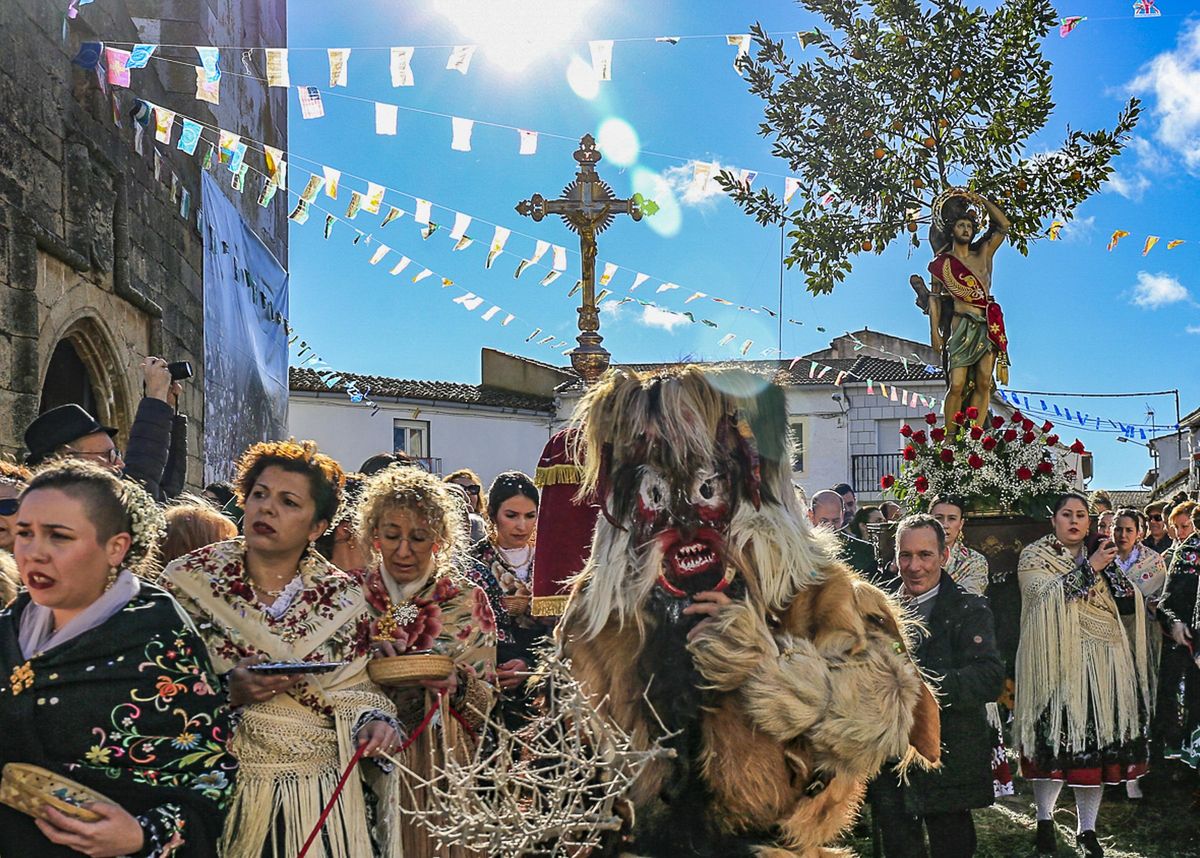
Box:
left=639, top=305, right=688, bottom=331
left=661, top=159, right=736, bottom=207
left=1131, top=271, right=1190, bottom=308
left=1059, top=215, right=1096, bottom=243
left=1103, top=172, right=1151, bottom=201
left=1128, top=21, right=1200, bottom=172
left=599, top=298, right=625, bottom=319
left=1187, top=324, right=1200, bottom=334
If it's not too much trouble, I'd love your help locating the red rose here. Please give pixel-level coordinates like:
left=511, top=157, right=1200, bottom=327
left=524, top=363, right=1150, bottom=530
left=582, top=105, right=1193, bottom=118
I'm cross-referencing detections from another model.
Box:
left=953, top=410, right=966, bottom=425
left=940, top=448, right=955, bottom=463
left=991, top=415, right=1005, bottom=429
left=981, top=436, right=998, bottom=451
left=912, top=430, right=928, bottom=445
left=1022, top=419, right=1034, bottom=432
left=1011, top=410, right=1024, bottom=423
left=1042, top=420, right=1054, bottom=433
left=924, top=412, right=939, bottom=425
left=968, top=453, right=984, bottom=469
left=1003, top=428, right=1018, bottom=443
left=966, top=406, right=980, bottom=420
left=1037, top=461, right=1054, bottom=474
left=930, top=427, right=946, bottom=442
left=969, top=425, right=984, bottom=440
left=1022, top=431, right=1036, bottom=444
left=1046, top=434, right=1059, bottom=446
left=900, top=424, right=913, bottom=437
left=914, top=475, right=929, bottom=493
left=881, top=474, right=896, bottom=489
left=1070, top=439, right=1087, bottom=454
left=903, top=445, right=917, bottom=461
left=1016, top=467, right=1033, bottom=481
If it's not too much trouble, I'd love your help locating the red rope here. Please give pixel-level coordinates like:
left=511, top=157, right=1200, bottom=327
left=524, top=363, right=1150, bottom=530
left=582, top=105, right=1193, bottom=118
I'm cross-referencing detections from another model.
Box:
left=297, top=696, right=446, bottom=858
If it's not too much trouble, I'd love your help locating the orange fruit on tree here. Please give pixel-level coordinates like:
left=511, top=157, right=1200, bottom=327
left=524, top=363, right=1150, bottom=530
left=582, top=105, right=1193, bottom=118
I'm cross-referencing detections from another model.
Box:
left=861, top=239, right=873, bottom=251
left=874, top=148, right=886, bottom=159
left=1017, top=179, right=1028, bottom=191
left=923, top=136, right=936, bottom=148
left=938, top=118, right=949, bottom=128
left=950, top=67, right=962, bottom=79
left=913, top=177, right=925, bottom=189
left=907, top=222, right=919, bottom=233
left=892, top=119, right=904, bottom=131
left=1070, top=170, right=1082, bottom=181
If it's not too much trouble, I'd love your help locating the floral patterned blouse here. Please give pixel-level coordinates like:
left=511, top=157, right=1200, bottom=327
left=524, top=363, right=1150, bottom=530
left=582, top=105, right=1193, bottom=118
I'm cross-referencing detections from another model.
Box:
left=0, top=583, right=236, bottom=858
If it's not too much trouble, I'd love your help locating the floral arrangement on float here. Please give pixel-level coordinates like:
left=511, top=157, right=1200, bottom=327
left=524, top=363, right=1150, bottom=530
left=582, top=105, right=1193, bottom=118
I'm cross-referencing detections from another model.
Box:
left=881, top=406, right=1086, bottom=517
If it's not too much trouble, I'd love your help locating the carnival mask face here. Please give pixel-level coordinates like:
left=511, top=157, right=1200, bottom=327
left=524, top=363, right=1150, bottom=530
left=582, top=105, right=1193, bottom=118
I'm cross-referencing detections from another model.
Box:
left=635, top=462, right=735, bottom=598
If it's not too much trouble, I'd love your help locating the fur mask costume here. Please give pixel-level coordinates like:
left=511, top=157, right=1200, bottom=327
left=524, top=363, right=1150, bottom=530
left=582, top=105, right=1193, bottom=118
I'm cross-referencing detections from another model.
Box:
left=556, top=366, right=939, bottom=858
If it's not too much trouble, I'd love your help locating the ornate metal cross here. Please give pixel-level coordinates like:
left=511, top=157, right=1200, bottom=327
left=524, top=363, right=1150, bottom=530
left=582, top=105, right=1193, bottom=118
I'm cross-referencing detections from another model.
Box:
left=516, top=134, right=642, bottom=385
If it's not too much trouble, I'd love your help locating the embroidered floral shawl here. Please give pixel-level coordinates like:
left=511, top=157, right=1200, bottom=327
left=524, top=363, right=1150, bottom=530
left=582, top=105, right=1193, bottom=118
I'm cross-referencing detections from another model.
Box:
left=945, top=542, right=989, bottom=597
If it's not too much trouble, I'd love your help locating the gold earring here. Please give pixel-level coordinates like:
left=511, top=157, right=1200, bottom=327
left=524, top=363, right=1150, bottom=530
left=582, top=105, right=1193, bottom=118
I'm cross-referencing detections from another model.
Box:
left=104, top=566, right=119, bottom=591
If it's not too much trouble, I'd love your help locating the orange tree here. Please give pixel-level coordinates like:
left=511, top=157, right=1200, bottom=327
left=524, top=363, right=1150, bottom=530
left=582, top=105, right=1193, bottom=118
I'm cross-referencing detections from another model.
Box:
left=723, top=0, right=1139, bottom=294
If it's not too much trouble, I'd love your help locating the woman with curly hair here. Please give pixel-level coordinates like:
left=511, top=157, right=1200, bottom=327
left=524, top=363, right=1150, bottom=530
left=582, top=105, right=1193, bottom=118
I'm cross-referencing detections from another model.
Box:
left=160, top=439, right=402, bottom=858
left=356, top=466, right=497, bottom=858
left=0, top=461, right=234, bottom=857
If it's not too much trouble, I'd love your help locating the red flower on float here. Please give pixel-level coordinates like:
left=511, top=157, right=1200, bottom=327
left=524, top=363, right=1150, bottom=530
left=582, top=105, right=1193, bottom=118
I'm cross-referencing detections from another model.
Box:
left=1003, top=428, right=1019, bottom=443
left=1016, top=467, right=1033, bottom=481
left=915, top=476, right=929, bottom=493
left=1011, top=410, right=1024, bottom=424
left=1070, top=439, right=1087, bottom=454
left=969, top=425, right=984, bottom=440
left=968, top=453, right=984, bottom=469
left=1037, top=461, right=1054, bottom=475
left=1022, top=431, right=1036, bottom=444
left=912, top=430, right=928, bottom=445
left=953, top=410, right=966, bottom=425
left=1046, top=434, right=1059, bottom=446
left=903, top=445, right=918, bottom=461
left=966, top=406, right=980, bottom=420
left=881, top=474, right=896, bottom=489
left=981, top=436, right=998, bottom=451
left=940, top=448, right=955, bottom=463
left=1022, top=419, right=1035, bottom=432
left=991, top=415, right=1006, bottom=429
left=1042, top=421, right=1054, bottom=433
left=930, top=427, right=946, bottom=442
left=900, top=424, right=913, bottom=438
left=925, top=412, right=939, bottom=425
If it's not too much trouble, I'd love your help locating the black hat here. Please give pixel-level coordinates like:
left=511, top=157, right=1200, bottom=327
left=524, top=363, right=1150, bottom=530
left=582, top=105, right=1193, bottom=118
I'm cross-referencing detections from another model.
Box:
left=24, top=404, right=117, bottom=466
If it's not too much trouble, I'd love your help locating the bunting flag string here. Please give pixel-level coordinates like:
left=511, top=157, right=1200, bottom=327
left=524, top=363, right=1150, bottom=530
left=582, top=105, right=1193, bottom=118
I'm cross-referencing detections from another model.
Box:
left=996, top=389, right=1177, bottom=438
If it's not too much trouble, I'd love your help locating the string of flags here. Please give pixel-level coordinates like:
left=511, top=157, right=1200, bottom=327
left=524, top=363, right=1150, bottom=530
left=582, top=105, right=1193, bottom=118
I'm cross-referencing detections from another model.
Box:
left=996, top=389, right=1176, bottom=438
left=1100, top=229, right=1186, bottom=254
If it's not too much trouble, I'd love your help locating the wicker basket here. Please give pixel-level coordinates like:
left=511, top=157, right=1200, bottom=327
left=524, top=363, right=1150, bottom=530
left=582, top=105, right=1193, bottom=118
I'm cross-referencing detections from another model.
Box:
left=368, top=653, right=455, bottom=687
left=0, top=763, right=112, bottom=822
left=501, top=594, right=531, bottom=616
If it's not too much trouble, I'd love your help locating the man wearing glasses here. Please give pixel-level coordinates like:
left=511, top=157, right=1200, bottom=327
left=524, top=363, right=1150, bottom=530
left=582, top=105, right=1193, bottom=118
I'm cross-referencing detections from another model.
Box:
left=1142, top=501, right=1173, bottom=556
left=21, top=356, right=187, bottom=500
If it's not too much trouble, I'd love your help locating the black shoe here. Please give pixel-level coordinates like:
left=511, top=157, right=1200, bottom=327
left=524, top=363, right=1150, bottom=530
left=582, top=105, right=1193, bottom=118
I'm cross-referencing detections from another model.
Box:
left=1036, top=819, right=1057, bottom=854
left=1075, top=830, right=1103, bottom=857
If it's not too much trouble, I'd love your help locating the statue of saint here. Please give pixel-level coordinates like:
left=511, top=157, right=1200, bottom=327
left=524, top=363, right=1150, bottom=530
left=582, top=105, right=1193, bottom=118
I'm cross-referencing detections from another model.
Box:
left=909, top=191, right=1011, bottom=426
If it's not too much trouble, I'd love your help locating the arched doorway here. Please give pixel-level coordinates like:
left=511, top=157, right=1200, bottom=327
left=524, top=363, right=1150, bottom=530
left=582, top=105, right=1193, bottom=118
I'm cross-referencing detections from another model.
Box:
left=38, top=316, right=132, bottom=433
left=39, top=339, right=99, bottom=415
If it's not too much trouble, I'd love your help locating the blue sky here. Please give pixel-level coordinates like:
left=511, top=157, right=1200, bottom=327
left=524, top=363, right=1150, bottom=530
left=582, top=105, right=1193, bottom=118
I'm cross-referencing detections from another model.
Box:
left=286, top=0, right=1200, bottom=489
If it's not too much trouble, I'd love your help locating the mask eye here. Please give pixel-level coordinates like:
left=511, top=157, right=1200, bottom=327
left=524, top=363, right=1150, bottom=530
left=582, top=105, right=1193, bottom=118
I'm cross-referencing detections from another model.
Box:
left=638, top=468, right=669, bottom=512
left=690, top=469, right=727, bottom=507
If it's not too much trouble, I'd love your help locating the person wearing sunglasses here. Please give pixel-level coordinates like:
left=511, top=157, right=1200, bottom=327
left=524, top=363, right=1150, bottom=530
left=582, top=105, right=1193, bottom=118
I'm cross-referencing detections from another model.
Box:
left=444, top=468, right=488, bottom=542
left=22, top=357, right=189, bottom=502
left=1142, top=501, right=1173, bottom=556
left=0, top=462, right=32, bottom=556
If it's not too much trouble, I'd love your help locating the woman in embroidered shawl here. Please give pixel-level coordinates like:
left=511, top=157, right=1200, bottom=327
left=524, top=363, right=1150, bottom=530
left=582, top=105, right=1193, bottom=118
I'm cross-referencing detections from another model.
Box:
left=355, top=465, right=497, bottom=858
left=0, top=461, right=235, bottom=858
left=1014, top=493, right=1152, bottom=858
left=161, top=440, right=402, bottom=858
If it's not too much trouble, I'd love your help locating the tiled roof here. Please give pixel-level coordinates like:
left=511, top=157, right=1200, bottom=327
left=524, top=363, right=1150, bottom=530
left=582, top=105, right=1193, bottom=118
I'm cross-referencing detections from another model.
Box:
left=1098, top=490, right=1152, bottom=510
left=555, top=356, right=943, bottom=393
left=289, top=367, right=555, bottom=413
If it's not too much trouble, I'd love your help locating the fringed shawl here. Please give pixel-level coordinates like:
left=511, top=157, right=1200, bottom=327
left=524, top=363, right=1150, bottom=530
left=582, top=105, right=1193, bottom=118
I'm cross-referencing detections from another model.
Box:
left=1014, top=535, right=1151, bottom=759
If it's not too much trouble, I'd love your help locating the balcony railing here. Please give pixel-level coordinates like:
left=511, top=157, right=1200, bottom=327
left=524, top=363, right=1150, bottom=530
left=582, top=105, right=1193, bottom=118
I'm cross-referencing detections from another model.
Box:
left=409, top=456, right=443, bottom=476
left=852, top=453, right=902, bottom=494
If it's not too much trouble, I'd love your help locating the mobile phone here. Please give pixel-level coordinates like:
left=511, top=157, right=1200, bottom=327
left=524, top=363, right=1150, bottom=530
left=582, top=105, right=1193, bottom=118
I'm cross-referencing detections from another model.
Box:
left=246, top=661, right=345, bottom=675
left=167, top=360, right=193, bottom=381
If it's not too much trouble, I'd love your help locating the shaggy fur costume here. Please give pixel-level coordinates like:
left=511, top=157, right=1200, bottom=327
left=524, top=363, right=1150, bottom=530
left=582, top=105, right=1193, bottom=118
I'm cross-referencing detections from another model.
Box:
left=556, top=366, right=938, bottom=858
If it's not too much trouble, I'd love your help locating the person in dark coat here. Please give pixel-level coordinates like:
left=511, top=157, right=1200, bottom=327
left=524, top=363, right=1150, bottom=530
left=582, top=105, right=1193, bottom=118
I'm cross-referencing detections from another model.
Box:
left=868, top=514, right=1005, bottom=858
left=23, top=356, right=187, bottom=501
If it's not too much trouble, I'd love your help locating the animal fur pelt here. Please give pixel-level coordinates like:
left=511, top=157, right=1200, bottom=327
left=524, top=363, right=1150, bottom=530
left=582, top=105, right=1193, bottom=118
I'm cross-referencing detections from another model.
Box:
left=556, top=366, right=938, bottom=858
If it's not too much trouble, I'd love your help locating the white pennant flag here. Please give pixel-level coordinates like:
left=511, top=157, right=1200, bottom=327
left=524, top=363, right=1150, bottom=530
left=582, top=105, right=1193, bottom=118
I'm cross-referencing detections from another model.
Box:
left=266, top=48, right=290, bottom=86
left=531, top=240, right=551, bottom=264
left=552, top=245, right=567, bottom=272
left=502, top=314, right=515, bottom=326
left=414, top=199, right=432, bottom=225
left=369, top=244, right=390, bottom=265
left=389, top=256, right=411, bottom=275
left=446, top=45, right=476, bottom=75
left=454, top=293, right=486, bottom=311
left=718, top=333, right=736, bottom=347
left=685, top=291, right=707, bottom=303
left=481, top=306, right=501, bottom=322
left=390, top=47, right=415, bottom=86
left=784, top=177, right=801, bottom=205
left=328, top=48, right=350, bottom=86
left=363, top=182, right=385, bottom=214
left=690, top=161, right=715, bottom=195
left=451, top=117, right=473, bottom=152
left=486, top=226, right=511, bottom=268
left=323, top=166, right=340, bottom=199
left=450, top=212, right=472, bottom=241
left=656, top=282, right=680, bottom=294
left=263, top=145, right=287, bottom=190
left=727, top=34, right=751, bottom=74
left=599, top=262, right=617, bottom=286
left=518, top=129, right=538, bottom=155
left=631, top=272, right=650, bottom=290
left=375, top=102, right=398, bottom=135
left=412, top=268, right=432, bottom=283
left=153, top=106, right=176, bottom=144
left=589, top=40, right=613, bottom=81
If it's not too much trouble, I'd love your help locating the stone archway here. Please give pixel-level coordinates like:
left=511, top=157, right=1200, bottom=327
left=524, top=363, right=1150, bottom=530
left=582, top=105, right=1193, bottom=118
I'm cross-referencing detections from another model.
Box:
left=38, top=315, right=134, bottom=436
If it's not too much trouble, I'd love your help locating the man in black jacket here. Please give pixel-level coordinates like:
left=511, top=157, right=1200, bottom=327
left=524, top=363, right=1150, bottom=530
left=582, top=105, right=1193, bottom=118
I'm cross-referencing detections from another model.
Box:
left=23, top=356, right=187, bottom=500
left=868, top=514, right=1005, bottom=858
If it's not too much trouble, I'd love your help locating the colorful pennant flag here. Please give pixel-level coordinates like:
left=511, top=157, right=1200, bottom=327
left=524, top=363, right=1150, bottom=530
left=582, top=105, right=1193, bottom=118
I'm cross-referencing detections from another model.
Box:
left=266, top=48, right=289, bottom=86
left=299, top=86, right=324, bottom=119
left=105, top=48, right=131, bottom=87
left=1143, top=235, right=1160, bottom=256
left=1059, top=16, right=1086, bottom=36
left=346, top=191, right=363, bottom=218
left=300, top=175, right=325, bottom=202
left=195, top=67, right=220, bottom=104
left=1167, top=240, right=1185, bottom=249
left=263, top=145, right=286, bottom=189
left=784, top=177, right=801, bottom=206
left=289, top=199, right=310, bottom=224
left=1107, top=230, right=1129, bottom=251
left=390, top=47, right=415, bottom=86
left=452, top=117, right=474, bottom=152
left=446, top=45, right=476, bottom=75
left=126, top=44, right=156, bottom=69
left=196, top=47, right=221, bottom=82
left=1047, top=220, right=1064, bottom=240
left=153, top=106, right=176, bottom=144
left=599, top=262, right=617, bottom=286
left=328, top=48, right=350, bottom=86
left=380, top=206, right=403, bottom=228
left=176, top=118, right=201, bottom=155
left=257, top=181, right=278, bottom=207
